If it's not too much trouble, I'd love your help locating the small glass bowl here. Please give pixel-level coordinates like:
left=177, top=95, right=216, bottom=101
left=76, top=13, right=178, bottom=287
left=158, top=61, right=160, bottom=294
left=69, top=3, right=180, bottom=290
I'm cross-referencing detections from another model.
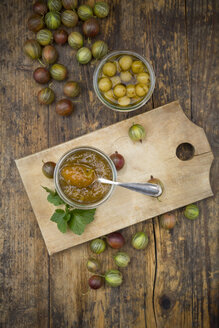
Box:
left=93, top=50, right=156, bottom=113
left=54, top=146, right=117, bottom=210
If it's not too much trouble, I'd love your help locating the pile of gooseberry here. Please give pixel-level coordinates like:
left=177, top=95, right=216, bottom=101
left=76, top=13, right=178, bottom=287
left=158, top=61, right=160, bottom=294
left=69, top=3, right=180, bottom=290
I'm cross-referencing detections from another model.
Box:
left=86, top=201, right=200, bottom=290
left=87, top=231, right=149, bottom=289
left=98, top=55, right=151, bottom=107
left=24, top=0, right=110, bottom=115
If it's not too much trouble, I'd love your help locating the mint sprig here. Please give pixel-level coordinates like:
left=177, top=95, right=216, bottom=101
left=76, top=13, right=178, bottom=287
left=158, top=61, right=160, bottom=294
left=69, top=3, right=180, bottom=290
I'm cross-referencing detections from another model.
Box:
left=42, top=186, right=96, bottom=234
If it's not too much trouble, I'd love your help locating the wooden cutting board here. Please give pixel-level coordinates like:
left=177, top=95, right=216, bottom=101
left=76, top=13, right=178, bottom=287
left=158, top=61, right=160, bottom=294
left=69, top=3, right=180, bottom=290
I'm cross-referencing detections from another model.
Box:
left=15, top=101, right=214, bottom=255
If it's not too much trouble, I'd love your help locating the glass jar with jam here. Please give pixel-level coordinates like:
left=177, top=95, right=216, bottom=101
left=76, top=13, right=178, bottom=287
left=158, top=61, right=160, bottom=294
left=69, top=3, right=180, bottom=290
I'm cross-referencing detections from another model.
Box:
left=54, top=147, right=117, bottom=209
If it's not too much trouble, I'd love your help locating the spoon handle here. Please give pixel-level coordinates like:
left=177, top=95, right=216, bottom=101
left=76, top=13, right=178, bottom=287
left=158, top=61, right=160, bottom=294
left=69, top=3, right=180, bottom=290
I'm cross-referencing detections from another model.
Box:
left=98, top=178, right=162, bottom=197
left=119, top=182, right=162, bottom=197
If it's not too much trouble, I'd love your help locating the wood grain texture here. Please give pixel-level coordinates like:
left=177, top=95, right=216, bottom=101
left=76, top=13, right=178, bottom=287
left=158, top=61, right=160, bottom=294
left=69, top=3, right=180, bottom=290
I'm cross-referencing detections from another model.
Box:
left=0, top=1, right=49, bottom=327
left=186, top=1, right=219, bottom=327
left=16, top=101, right=214, bottom=254
left=0, top=0, right=218, bottom=328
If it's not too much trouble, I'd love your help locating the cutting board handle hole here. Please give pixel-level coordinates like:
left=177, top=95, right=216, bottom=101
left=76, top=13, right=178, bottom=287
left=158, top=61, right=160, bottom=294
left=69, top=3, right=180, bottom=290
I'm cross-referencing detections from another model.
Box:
left=176, top=143, right=195, bottom=161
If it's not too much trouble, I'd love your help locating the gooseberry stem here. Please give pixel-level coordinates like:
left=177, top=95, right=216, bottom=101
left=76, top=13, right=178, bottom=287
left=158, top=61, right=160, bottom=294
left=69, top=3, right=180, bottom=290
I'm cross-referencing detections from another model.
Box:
left=96, top=273, right=105, bottom=278
left=38, top=58, right=45, bottom=67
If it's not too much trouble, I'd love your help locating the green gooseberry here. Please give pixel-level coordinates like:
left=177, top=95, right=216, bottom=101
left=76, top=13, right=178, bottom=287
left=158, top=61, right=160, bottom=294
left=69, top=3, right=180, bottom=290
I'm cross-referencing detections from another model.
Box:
left=132, top=232, right=148, bottom=250
left=105, top=269, right=123, bottom=287
left=184, top=204, right=199, bottom=220
left=77, top=4, right=93, bottom=21
left=90, top=238, right=106, bottom=254
left=61, top=9, right=78, bottom=27
left=91, top=40, right=108, bottom=59
left=37, top=29, right=53, bottom=46
left=50, top=63, right=67, bottom=81
left=47, top=0, right=62, bottom=12
left=23, top=39, right=42, bottom=60
left=128, top=123, right=146, bottom=142
left=86, top=258, right=101, bottom=273
left=76, top=47, right=92, bottom=64
left=114, top=252, right=130, bottom=267
left=94, top=2, right=109, bottom=18
left=68, top=31, right=83, bottom=49
left=45, top=11, right=61, bottom=30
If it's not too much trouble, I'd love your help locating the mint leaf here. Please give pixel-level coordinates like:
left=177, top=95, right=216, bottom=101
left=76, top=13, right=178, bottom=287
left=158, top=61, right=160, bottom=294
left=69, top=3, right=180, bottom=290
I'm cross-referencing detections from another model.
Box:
left=65, top=213, right=71, bottom=222
left=68, top=215, right=85, bottom=235
left=73, top=209, right=96, bottom=224
left=47, top=193, right=64, bottom=206
left=51, top=209, right=66, bottom=223
left=57, top=219, right=68, bottom=233
left=50, top=209, right=71, bottom=233
left=68, top=209, right=96, bottom=235
left=42, top=186, right=64, bottom=206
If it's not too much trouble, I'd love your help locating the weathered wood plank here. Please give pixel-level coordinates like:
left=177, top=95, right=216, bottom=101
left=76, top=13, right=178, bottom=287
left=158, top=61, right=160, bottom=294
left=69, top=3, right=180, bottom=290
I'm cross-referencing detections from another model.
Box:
left=186, top=0, right=219, bottom=327
left=0, top=1, right=49, bottom=327
left=136, top=1, right=196, bottom=327
left=149, top=0, right=219, bottom=327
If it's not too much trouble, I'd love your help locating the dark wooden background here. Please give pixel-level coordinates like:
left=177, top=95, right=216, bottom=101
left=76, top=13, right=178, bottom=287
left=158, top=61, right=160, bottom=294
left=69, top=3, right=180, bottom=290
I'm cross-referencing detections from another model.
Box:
left=0, top=0, right=218, bottom=327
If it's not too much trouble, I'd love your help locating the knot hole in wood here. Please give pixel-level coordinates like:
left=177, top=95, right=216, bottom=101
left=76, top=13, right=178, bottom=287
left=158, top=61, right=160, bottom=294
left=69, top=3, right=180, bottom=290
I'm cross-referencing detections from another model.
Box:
left=159, top=295, right=172, bottom=310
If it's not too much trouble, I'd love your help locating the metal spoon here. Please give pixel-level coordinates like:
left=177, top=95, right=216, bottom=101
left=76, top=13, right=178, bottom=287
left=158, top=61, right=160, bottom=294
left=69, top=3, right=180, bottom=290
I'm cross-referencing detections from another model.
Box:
left=98, top=177, right=162, bottom=197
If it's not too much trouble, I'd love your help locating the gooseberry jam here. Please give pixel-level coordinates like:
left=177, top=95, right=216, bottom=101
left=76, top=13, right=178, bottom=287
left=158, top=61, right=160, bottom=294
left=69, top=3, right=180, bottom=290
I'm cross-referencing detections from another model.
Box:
left=58, top=149, right=112, bottom=204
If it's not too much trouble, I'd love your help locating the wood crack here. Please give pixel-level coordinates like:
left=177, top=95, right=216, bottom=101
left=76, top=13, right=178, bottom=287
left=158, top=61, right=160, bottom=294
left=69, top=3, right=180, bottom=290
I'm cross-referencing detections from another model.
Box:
left=143, top=291, right=147, bottom=328
left=193, top=151, right=213, bottom=157
left=152, top=219, right=158, bottom=327
left=167, top=150, right=212, bottom=161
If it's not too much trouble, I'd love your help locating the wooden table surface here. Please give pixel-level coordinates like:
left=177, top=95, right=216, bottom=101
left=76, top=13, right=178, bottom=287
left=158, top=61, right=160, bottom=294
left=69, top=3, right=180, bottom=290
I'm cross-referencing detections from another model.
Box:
left=0, top=0, right=218, bottom=327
